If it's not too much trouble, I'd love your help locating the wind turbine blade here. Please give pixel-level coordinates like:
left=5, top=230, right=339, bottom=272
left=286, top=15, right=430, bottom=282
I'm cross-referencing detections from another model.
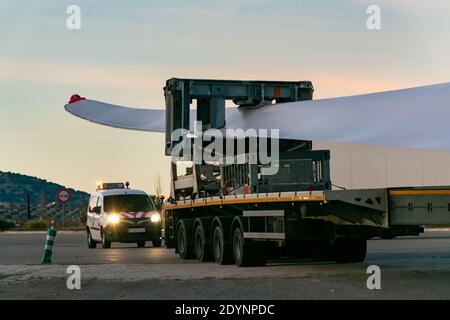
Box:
left=64, top=82, right=450, bottom=151
left=226, top=82, right=450, bottom=151
left=64, top=98, right=166, bottom=132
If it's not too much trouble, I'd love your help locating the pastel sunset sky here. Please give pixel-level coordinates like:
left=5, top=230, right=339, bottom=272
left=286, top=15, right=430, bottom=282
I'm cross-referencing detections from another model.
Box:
left=1, top=0, right=449, bottom=195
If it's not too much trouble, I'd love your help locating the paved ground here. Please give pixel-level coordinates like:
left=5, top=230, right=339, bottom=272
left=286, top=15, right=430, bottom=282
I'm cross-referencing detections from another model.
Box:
left=0, top=231, right=450, bottom=299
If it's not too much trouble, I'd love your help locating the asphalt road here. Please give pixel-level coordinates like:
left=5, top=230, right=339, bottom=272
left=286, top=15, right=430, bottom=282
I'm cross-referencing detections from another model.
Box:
left=0, top=232, right=183, bottom=265
left=1, top=231, right=450, bottom=299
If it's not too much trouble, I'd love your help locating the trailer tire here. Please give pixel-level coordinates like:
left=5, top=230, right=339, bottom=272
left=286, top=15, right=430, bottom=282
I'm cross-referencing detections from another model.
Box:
left=349, top=237, right=367, bottom=263
left=152, top=237, right=162, bottom=247
left=177, top=219, right=194, bottom=259
left=232, top=227, right=250, bottom=267
left=212, top=225, right=233, bottom=265
left=310, top=241, right=333, bottom=261
left=137, top=241, right=146, bottom=248
left=334, top=237, right=366, bottom=263
left=232, top=227, right=267, bottom=267
left=194, top=223, right=212, bottom=262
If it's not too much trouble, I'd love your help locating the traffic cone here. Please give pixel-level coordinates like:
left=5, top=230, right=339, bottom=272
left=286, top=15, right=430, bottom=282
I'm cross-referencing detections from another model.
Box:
left=41, top=221, right=57, bottom=264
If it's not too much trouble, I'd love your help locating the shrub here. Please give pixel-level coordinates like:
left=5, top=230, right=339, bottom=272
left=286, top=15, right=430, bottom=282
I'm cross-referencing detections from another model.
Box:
left=24, top=219, right=50, bottom=231
left=79, top=211, right=87, bottom=224
left=58, top=218, right=84, bottom=230
left=0, top=220, right=15, bottom=231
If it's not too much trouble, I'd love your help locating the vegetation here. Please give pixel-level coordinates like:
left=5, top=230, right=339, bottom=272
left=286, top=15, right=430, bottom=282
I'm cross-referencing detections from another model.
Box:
left=0, top=171, right=90, bottom=226
left=0, top=219, right=15, bottom=231
left=0, top=170, right=89, bottom=205
left=23, top=219, right=50, bottom=231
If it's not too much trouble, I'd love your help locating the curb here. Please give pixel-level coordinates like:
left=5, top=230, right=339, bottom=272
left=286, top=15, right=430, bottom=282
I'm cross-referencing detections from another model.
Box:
left=424, top=228, right=450, bottom=232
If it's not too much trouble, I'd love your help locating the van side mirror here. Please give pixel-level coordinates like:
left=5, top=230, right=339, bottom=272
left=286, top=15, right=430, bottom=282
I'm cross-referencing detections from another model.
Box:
left=92, top=206, right=102, bottom=214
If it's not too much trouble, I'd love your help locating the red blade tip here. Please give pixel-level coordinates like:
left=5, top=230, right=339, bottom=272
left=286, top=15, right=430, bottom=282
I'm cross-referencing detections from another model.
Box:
left=68, top=94, right=86, bottom=104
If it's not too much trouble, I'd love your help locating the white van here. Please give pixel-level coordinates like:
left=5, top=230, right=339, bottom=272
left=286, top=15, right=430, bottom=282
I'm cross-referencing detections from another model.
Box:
left=86, top=182, right=162, bottom=248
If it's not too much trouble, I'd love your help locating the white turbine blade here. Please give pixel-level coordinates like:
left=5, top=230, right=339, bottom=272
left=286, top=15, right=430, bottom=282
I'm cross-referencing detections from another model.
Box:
left=64, top=82, right=450, bottom=151
left=226, top=82, right=450, bottom=151
left=64, top=98, right=166, bottom=132
left=64, top=96, right=237, bottom=132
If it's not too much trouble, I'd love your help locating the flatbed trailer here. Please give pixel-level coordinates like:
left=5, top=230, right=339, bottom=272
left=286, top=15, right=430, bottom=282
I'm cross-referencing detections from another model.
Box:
left=163, top=186, right=450, bottom=266
left=159, top=78, right=450, bottom=266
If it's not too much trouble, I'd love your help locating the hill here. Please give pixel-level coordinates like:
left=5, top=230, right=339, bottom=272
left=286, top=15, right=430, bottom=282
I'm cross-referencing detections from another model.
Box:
left=0, top=171, right=89, bottom=224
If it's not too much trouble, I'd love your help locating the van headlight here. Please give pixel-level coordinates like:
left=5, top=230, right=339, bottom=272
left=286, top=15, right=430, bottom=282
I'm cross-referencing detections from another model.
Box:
left=150, top=212, right=161, bottom=223
left=107, top=214, right=120, bottom=224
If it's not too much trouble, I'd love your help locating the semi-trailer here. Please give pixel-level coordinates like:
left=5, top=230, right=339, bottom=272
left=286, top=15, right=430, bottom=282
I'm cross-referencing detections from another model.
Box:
left=161, top=78, right=447, bottom=266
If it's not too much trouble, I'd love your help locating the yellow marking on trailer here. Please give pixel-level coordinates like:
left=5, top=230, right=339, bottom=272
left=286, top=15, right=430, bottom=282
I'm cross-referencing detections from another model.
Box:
left=163, top=195, right=326, bottom=210
left=389, top=189, right=450, bottom=196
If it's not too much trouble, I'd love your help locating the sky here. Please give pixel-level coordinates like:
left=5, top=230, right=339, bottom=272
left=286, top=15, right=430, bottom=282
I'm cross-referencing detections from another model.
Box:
left=0, top=0, right=449, bottom=195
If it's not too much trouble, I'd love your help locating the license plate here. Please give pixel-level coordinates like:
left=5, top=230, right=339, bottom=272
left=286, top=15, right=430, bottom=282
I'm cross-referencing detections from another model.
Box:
left=128, top=228, right=145, bottom=233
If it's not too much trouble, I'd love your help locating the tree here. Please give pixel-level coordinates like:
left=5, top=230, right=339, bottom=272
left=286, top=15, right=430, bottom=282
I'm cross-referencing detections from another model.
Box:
left=153, top=174, right=162, bottom=210
left=37, top=192, right=47, bottom=218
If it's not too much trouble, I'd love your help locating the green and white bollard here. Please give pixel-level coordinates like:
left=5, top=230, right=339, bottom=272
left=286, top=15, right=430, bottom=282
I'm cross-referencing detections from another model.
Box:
left=41, top=222, right=57, bottom=264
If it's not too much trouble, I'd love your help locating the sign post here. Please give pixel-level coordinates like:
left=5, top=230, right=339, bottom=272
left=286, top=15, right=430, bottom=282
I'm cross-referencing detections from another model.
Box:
left=56, top=189, right=71, bottom=229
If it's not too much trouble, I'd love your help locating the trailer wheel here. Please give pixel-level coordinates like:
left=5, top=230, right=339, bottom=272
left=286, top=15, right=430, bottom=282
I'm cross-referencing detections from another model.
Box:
left=232, top=227, right=252, bottom=266
left=212, top=225, right=233, bottom=265
left=310, top=241, right=333, bottom=261
left=137, top=241, right=146, bottom=248
left=334, top=237, right=366, bottom=263
left=152, top=237, right=162, bottom=247
left=177, top=220, right=194, bottom=259
left=348, top=237, right=367, bottom=263
left=232, top=227, right=245, bottom=266
left=194, top=224, right=211, bottom=262
left=232, top=227, right=267, bottom=267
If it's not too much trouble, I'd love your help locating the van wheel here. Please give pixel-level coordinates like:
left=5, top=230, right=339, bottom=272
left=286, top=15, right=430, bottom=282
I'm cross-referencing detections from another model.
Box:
left=101, top=230, right=111, bottom=248
left=137, top=241, right=146, bottom=248
left=87, top=229, right=97, bottom=249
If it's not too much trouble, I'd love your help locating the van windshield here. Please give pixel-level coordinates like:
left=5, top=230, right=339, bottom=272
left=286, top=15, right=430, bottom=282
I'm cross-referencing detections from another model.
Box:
left=104, top=195, right=154, bottom=213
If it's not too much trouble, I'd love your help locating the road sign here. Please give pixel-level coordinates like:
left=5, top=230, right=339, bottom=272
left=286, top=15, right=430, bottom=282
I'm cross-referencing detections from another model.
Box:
left=56, top=189, right=71, bottom=204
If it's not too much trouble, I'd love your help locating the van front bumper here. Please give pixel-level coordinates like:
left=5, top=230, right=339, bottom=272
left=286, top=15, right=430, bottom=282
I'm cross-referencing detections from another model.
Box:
left=104, top=223, right=161, bottom=242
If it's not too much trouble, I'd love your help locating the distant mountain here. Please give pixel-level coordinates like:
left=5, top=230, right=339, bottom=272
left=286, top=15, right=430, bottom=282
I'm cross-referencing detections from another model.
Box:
left=0, top=171, right=89, bottom=206
left=0, top=171, right=89, bottom=223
